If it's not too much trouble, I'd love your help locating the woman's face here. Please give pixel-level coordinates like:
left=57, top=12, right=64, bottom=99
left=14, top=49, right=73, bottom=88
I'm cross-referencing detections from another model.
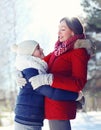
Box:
left=32, top=44, right=44, bottom=59
left=58, top=20, right=74, bottom=42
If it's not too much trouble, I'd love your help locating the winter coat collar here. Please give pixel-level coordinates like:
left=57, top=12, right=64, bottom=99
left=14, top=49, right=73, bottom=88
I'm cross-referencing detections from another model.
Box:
left=74, top=39, right=96, bottom=57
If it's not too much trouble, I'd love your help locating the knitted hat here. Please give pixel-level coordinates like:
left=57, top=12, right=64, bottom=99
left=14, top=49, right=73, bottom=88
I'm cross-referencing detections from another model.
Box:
left=60, top=17, right=84, bottom=34
left=11, top=40, right=39, bottom=55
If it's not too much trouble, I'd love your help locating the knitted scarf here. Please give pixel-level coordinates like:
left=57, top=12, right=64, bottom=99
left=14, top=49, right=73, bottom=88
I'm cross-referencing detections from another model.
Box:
left=54, top=34, right=85, bottom=56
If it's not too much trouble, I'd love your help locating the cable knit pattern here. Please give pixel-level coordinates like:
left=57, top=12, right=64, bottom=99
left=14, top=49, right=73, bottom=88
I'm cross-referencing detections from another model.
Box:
left=54, top=34, right=85, bottom=56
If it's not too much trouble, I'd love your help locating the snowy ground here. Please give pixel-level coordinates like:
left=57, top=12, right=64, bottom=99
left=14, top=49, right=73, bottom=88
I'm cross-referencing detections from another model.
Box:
left=0, top=111, right=101, bottom=130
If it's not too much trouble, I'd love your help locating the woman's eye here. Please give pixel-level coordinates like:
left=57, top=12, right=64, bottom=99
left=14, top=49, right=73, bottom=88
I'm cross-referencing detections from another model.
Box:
left=61, top=29, right=65, bottom=31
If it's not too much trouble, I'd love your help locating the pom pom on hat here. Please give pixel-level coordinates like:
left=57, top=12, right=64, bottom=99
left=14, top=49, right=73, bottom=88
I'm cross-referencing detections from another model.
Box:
left=11, top=44, right=18, bottom=53
left=11, top=40, right=39, bottom=55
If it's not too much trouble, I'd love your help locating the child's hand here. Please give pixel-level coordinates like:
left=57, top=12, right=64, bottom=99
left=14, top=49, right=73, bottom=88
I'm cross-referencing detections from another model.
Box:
left=76, top=91, right=83, bottom=101
left=29, top=74, right=53, bottom=89
left=15, top=70, right=27, bottom=87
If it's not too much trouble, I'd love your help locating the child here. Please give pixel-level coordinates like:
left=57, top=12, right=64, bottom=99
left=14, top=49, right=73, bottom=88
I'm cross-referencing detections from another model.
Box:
left=11, top=40, right=83, bottom=130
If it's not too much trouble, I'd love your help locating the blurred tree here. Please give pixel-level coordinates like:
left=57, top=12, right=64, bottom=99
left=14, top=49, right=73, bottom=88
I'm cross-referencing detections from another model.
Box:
left=81, top=0, right=101, bottom=111
left=81, top=0, right=101, bottom=32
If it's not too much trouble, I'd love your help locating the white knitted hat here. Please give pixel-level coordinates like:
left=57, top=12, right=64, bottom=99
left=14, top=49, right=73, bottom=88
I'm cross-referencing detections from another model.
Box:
left=11, top=40, right=39, bottom=55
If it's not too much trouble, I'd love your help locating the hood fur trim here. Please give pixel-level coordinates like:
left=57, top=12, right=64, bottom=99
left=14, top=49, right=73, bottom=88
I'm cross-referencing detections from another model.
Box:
left=74, top=39, right=96, bottom=56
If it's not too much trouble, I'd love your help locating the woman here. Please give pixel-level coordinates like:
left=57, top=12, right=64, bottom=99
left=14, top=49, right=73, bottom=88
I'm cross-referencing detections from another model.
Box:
left=17, top=17, right=94, bottom=130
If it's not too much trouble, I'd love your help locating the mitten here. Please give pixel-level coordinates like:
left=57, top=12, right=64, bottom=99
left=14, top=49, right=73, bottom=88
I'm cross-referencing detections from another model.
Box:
left=29, top=74, right=53, bottom=90
left=15, top=70, right=27, bottom=87
left=76, top=91, right=83, bottom=101
left=76, top=96, right=85, bottom=110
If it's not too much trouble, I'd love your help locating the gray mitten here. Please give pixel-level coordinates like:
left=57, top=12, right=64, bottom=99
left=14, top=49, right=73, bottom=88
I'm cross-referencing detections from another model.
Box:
left=76, top=91, right=83, bottom=101
left=29, top=74, right=53, bottom=90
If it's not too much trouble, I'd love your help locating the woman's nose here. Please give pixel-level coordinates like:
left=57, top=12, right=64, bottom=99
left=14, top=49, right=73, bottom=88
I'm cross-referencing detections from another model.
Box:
left=41, top=48, right=43, bottom=51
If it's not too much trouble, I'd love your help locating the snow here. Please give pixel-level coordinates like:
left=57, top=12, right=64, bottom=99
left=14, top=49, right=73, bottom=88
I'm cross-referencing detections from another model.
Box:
left=71, top=111, right=101, bottom=130
left=0, top=111, right=101, bottom=130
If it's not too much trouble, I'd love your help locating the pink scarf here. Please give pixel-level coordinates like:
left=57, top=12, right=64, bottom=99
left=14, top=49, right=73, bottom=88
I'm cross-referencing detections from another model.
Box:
left=54, top=34, right=85, bottom=56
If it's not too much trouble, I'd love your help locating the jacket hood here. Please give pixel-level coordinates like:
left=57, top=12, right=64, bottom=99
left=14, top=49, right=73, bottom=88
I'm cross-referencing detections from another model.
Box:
left=74, top=39, right=96, bottom=56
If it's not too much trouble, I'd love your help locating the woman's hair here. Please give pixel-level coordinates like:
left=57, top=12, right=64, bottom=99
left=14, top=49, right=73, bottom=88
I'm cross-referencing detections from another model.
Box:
left=60, top=17, right=84, bottom=35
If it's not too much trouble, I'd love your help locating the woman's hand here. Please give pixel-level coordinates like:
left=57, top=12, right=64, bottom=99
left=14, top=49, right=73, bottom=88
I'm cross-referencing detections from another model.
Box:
left=29, top=74, right=53, bottom=90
